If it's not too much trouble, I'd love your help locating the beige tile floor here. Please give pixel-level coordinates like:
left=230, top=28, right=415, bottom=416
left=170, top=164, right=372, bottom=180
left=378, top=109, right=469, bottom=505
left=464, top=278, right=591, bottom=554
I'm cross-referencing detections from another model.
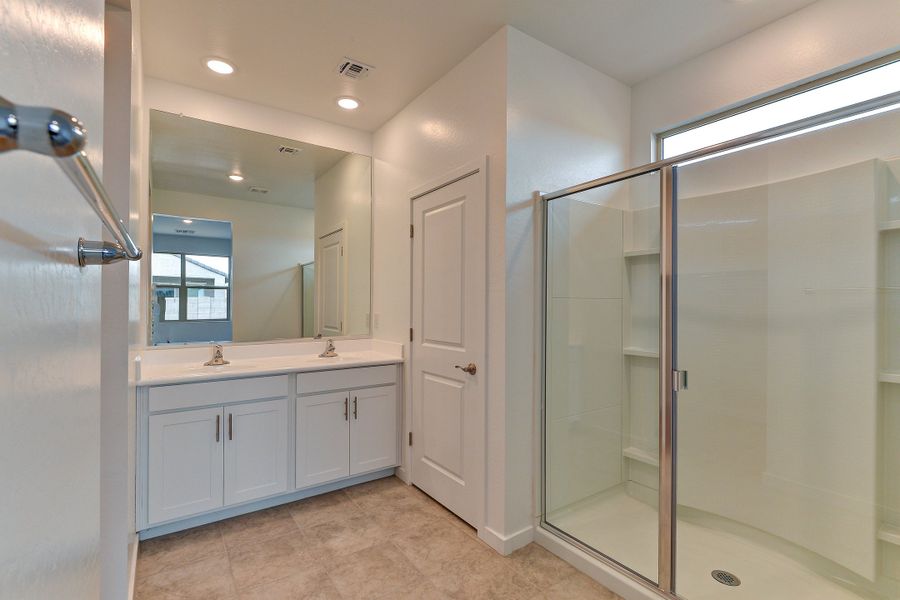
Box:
left=135, top=476, right=622, bottom=600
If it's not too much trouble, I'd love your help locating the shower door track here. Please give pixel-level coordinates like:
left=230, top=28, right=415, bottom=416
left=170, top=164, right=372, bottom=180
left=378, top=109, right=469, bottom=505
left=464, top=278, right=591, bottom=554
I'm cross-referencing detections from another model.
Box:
left=538, top=88, right=900, bottom=599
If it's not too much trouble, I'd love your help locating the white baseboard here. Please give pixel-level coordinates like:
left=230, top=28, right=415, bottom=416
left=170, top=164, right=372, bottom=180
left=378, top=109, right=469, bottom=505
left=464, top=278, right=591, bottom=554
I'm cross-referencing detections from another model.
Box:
left=535, top=526, right=664, bottom=600
left=479, top=524, right=534, bottom=556
left=395, top=466, right=410, bottom=484
left=127, top=534, right=138, bottom=600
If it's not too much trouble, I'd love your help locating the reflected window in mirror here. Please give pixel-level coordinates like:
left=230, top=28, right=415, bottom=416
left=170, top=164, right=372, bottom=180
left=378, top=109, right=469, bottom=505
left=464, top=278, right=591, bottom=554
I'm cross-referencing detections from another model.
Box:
left=151, top=214, right=234, bottom=345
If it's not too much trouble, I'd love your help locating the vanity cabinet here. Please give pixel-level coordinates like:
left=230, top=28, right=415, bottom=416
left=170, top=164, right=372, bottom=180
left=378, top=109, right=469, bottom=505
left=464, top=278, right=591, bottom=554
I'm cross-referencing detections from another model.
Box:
left=296, top=365, right=399, bottom=489
left=148, top=406, right=224, bottom=524
left=139, top=364, right=400, bottom=535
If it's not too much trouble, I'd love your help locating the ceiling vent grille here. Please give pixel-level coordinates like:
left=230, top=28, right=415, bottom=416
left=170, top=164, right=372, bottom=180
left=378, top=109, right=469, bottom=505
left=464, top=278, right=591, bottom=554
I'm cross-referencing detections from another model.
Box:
left=336, top=57, right=374, bottom=79
left=248, top=186, right=269, bottom=194
left=278, top=145, right=301, bottom=155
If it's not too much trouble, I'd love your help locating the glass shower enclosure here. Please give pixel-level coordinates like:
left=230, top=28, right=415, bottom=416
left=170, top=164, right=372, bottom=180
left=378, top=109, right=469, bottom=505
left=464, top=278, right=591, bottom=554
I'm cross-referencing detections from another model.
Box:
left=542, top=93, right=900, bottom=600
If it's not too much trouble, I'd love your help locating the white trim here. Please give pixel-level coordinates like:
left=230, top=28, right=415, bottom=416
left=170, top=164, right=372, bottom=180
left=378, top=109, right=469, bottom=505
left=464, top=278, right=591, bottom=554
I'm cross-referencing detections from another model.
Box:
left=127, top=534, right=138, bottom=600
left=535, top=527, right=664, bottom=600
left=409, top=159, right=485, bottom=199
left=479, top=524, right=534, bottom=556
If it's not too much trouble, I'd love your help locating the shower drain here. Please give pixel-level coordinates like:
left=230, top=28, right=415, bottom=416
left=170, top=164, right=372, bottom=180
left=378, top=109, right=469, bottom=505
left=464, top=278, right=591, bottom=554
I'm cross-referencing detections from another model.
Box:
left=711, top=570, right=741, bottom=587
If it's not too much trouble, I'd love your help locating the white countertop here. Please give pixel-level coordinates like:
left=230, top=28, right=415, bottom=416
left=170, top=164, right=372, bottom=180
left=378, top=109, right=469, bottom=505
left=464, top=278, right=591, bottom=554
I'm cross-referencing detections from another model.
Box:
left=135, top=340, right=404, bottom=386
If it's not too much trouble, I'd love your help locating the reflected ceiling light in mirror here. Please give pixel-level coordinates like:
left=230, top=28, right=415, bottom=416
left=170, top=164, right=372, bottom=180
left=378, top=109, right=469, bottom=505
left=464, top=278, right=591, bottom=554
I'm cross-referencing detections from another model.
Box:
left=337, top=96, right=360, bottom=110
left=182, top=219, right=193, bottom=224
left=228, top=174, right=244, bottom=182
left=206, top=58, right=235, bottom=75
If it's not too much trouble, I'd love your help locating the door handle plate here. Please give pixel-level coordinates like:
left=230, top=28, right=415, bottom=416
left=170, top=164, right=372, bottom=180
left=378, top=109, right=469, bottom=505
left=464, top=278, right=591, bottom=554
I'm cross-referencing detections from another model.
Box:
left=455, top=363, right=477, bottom=375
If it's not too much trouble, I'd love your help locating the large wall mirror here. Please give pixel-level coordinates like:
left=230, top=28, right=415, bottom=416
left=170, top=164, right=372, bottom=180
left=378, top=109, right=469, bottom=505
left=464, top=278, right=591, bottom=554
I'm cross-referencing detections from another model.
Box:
left=148, top=110, right=372, bottom=345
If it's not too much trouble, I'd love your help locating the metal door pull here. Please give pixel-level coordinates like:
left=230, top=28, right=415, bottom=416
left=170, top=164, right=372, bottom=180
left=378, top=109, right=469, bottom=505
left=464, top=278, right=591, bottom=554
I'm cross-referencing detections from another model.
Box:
left=455, top=363, right=477, bottom=375
left=0, top=95, right=143, bottom=266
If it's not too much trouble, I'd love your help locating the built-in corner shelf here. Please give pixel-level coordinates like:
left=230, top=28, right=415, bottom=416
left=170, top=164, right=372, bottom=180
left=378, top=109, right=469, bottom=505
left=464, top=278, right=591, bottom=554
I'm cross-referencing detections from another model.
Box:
left=623, top=446, right=660, bottom=468
left=879, top=372, right=900, bottom=384
left=878, top=524, right=900, bottom=546
left=879, top=220, right=900, bottom=232
left=624, top=346, right=659, bottom=359
left=624, top=248, right=660, bottom=258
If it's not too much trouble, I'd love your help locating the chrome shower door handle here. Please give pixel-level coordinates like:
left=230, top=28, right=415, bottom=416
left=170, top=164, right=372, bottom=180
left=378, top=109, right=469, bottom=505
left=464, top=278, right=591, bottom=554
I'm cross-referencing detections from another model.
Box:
left=455, top=363, right=477, bottom=375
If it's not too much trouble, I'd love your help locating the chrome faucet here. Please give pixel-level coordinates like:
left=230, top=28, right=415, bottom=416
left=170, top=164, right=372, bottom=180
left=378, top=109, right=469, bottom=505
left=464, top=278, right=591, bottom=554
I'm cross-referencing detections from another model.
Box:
left=319, top=338, right=338, bottom=358
left=204, top=344, right=230, bottom=366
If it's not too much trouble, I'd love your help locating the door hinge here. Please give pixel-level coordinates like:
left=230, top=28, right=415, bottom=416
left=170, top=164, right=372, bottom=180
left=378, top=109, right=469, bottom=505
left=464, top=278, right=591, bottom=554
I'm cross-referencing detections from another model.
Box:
left=408, top=431, right=413, bottom=446
left=673, top=370, right=688, bottom=392
left=410, top=224, right=414, bottom=238
left=409, top=327, right=413, bottom=342
left=341, top=245, right=344, bottom=256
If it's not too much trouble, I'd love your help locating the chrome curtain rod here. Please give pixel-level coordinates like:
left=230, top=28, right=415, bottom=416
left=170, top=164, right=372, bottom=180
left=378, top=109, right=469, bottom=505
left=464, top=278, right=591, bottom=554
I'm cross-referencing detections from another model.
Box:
left=542, top=89, right=900, bottom=201
left=0, top=95, right=143, bottom=266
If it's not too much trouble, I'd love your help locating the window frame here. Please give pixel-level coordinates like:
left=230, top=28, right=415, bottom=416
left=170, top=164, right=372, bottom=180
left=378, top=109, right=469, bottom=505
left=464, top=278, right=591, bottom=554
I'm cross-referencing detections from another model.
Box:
left=152, top=252, right=232, bottom=323
left=655, top=49, right=900, bottom=161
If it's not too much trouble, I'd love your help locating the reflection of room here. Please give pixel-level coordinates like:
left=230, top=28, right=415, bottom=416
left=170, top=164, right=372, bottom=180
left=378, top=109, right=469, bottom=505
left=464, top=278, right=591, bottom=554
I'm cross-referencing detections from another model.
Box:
left=148, top=110, right=372, bottom=344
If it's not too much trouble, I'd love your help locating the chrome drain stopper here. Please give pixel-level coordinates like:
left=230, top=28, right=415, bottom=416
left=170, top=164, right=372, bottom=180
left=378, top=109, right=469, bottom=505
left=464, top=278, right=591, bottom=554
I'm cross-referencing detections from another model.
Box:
left=711, top=570, right=741, bottom=586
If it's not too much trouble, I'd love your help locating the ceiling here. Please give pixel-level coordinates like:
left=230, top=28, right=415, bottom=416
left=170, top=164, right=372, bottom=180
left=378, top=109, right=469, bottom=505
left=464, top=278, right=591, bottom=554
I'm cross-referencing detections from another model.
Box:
left=150, top=110, right=351, bottom=209
left=141, top=0, right=819, bottom=132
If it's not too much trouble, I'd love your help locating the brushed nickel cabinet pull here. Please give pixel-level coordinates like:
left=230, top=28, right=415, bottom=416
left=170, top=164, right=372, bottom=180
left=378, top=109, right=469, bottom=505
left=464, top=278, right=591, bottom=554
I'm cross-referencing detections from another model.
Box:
left=215, top=414, right=220, bottom=442
left=228, top=413, right=233, bottom=440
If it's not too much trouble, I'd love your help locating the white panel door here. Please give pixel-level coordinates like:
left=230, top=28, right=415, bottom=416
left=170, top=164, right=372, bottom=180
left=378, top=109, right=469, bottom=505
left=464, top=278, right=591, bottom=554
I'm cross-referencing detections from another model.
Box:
left=411, top=168, right=486, bottom=527
left=296, top=392, right=350, bottom=488
left=148, top=408, right=224, bottom=524
left=350, top=385, right=399, bottom=476
left=0, top=1, right=105, bottom=596
left=317, top=228, right=344, bottom=337
left=224, top=398, right=289, bottom=506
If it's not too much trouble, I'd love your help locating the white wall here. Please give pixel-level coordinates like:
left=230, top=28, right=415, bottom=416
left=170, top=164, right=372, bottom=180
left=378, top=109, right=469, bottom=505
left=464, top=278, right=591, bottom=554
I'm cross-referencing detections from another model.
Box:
left=372, top=27, right=509, bottom=539
left=314, top=153, right=373, bottom=337
left=505, top=28, right=631, bottom=535
left=152, top=190, right=314, bottom=342
left=630, top=0, right=900, bottom=166
left=0, top=0, right=105, bottom=597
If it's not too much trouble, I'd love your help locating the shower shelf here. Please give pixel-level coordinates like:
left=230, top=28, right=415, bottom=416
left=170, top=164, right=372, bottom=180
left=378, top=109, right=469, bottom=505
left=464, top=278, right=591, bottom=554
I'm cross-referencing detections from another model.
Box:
left=878, top=220, right=900, bottom=232
left=878, top=524, right=900, bottom=546
left=624, top=248, right=660, bottom=258
left=623, top=346, right=659, bottom=358
left=879, top=372, right=900, bottom=384
left=623, top=446, right=659, bottom=467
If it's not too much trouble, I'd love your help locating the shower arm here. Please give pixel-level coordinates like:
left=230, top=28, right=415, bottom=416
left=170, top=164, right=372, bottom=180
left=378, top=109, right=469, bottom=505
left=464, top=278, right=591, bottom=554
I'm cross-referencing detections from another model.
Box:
left=0, top=95, right=143, bottom=266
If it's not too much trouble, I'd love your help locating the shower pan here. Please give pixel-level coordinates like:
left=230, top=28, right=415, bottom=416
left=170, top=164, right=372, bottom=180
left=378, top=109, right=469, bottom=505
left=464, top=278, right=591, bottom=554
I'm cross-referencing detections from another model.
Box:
left=540, top=90, right=900, bottom=600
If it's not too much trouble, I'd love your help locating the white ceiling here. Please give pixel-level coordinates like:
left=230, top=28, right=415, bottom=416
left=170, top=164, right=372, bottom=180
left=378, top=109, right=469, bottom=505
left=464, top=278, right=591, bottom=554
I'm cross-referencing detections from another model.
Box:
left=150, top=110, right=352, bottom=209
left=141, top=0, right=818, bottom=132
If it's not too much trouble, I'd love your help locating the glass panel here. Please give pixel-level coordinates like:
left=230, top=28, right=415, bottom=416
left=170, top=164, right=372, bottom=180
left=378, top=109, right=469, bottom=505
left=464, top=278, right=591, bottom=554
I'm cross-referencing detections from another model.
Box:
left=186, top=287, right=228, bottom=320
left=153, top=286, right=179, bottom=321
left=185, top=255, right=229, bottom=287
left=544, top=171, right=660, bottom=583
left=151, top=252, right=181, bottom=285
left=674, top=105, right=900, bottom=599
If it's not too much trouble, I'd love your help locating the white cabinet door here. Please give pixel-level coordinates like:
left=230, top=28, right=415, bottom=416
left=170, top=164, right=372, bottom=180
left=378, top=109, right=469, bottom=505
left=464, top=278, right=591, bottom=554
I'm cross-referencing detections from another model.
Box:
left=350, top=385, right=399, bottom=476
left=297, top=392, right=350, bottom=488
left=148, top=407, right=224, bottom=524
left=224, top=398, right=289, bottom=506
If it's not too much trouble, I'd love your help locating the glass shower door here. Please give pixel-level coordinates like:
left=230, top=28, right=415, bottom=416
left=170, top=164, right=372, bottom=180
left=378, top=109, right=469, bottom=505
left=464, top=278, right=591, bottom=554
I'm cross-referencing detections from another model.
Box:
left=672, top=106, right=900, bottom=600
left=543, top=171, right=661, bottom=584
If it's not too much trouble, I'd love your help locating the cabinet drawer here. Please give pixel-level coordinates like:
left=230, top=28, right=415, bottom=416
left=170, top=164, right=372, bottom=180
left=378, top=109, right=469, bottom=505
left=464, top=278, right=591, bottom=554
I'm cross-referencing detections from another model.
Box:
left=298, top=365, right=396, bottom=395
left=149, top=375, right=289, bottom=412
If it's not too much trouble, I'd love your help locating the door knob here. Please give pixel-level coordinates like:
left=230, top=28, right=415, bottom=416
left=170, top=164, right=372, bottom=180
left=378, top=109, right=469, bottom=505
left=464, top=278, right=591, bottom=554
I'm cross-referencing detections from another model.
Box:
left=455, top=363, right=477, bottom=375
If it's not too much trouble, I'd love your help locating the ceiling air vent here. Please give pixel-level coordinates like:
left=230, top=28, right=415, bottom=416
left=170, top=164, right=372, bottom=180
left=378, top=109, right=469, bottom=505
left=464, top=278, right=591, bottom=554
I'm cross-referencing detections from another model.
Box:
left=248, top=186, right=269, bottom=194
left=278, top=145, right=301, bottom=155
left=336, top=57, right=374, bottom=80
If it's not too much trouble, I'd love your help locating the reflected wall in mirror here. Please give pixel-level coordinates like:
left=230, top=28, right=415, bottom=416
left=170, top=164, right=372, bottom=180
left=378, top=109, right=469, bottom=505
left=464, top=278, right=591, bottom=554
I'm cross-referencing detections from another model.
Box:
left=148, top=110, right=372, bottom=345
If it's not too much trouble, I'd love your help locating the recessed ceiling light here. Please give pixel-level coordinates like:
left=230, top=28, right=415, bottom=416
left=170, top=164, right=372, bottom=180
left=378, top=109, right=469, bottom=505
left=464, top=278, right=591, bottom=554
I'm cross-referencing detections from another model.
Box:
left=182, top=219, right=193, bottom=224
left=228, top=174, right=244, bottom=182
left=337, top=96, right=360, bottom=110
left=206, top=58, right=235, bottom=75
